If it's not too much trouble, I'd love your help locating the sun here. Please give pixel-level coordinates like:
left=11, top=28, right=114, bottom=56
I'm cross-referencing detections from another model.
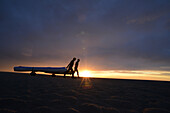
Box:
left=80, top=70, right=91, bottom=77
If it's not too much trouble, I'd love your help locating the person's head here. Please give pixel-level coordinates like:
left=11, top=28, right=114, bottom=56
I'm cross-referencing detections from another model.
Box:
left=73, top=57, right=76, bottom=61
left=77, top=59, right=80, bottom=62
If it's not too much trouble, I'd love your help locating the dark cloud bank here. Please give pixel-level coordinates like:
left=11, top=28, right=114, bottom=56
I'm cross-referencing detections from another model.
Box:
left=0, top=0, right=170, bottom=71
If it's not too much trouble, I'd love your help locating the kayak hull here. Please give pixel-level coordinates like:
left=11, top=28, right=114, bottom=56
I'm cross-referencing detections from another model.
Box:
left=14, top=66, right=67, bottom=74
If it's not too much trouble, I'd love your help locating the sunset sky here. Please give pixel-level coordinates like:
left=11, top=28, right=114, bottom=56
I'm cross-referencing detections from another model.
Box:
left=0, top=0, right=170, bottom=81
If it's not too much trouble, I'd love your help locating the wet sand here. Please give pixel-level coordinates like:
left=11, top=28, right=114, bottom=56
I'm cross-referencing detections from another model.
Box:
left=0, top=72, right=170, bottom=113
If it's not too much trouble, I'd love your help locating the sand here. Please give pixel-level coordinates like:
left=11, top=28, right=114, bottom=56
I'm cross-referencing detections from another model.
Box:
left=0, top=72, right=170, bottom=113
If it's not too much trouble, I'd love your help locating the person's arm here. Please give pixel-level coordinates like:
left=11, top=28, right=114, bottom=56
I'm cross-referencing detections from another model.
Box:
left=66, top=63, right=70, bottom=68
left=67, top=61, right=72, bottom=68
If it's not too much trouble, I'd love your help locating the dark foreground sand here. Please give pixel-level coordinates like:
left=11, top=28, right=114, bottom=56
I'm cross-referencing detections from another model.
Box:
left=0, top=72, right=170, bottom=113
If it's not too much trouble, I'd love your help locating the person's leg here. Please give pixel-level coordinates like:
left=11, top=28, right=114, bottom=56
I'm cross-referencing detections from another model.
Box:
left=64, top=69, right=69, bottom=77
left=71, top=68, right=74, bottom=78
left=77, top=70, right=79, bottom=77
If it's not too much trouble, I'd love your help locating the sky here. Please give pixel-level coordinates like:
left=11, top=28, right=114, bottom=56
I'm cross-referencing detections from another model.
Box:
left=0, top=0, right=170, bottom=80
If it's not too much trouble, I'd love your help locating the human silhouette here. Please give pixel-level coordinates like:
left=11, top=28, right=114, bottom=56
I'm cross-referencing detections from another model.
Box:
left=74, top=59, right=80, bottom=77
left=64, top=57, right=76, bottom=77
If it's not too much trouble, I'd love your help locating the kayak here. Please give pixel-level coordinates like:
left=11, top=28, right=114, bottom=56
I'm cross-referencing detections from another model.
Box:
left=14, top=66, right=67, bottom=74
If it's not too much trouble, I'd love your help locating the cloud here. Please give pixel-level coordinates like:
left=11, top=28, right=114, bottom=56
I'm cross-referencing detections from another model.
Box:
left=126, top=15, right=162, bottom=24
left=0, top=0, right=170, bottom=71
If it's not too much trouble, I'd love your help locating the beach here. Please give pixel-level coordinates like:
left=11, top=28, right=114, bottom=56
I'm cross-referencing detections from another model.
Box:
left=0, top=72, right=170, bottom=113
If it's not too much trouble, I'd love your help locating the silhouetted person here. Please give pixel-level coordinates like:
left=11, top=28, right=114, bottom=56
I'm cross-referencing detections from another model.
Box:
left=74, top=59, right=80, bottom=77
left=64, top=57, right=76, bottom=77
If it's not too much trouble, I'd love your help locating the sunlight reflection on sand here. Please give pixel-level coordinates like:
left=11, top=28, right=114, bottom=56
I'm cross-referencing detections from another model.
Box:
left=80, top=77, right=93, bottom=89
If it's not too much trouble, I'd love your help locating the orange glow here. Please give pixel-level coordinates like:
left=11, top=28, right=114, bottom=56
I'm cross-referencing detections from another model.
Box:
left=79, top=70, right=170, bottom=81
left=80, top=70, right=91, bottom=77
